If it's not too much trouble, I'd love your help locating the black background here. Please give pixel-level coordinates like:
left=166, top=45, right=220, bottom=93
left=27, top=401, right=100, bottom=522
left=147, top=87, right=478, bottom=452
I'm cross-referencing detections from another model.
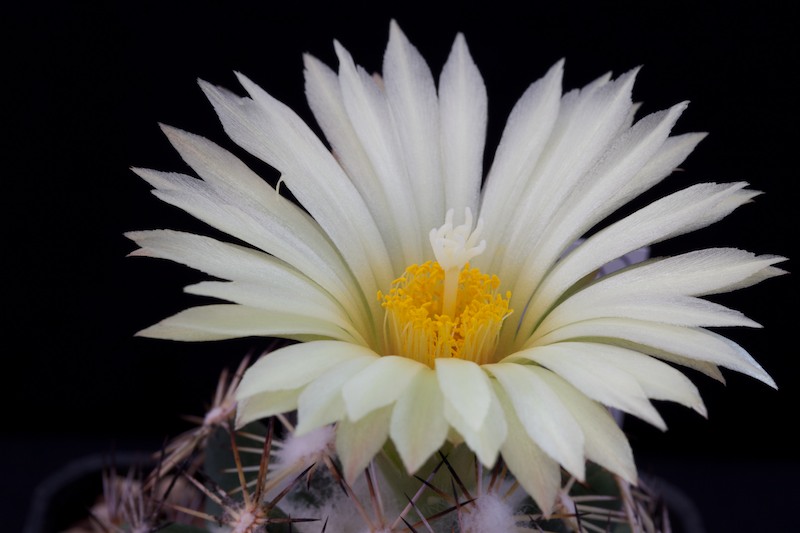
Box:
left=7, top=2, right=798, bottom=531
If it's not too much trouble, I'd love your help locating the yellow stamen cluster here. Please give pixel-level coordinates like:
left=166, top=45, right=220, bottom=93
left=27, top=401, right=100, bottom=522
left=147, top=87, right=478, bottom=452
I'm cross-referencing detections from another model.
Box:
left=379, top=261, right=512, bottom=367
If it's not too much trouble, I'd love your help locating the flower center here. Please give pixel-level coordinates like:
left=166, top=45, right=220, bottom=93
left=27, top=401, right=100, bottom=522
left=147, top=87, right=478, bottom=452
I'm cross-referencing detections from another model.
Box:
left=378, top=209, right=512, bottom=367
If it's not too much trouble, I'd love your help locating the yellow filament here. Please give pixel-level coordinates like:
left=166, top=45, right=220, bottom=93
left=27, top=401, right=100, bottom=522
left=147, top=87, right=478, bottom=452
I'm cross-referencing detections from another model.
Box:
left=378, top=261, right=512, bottom=367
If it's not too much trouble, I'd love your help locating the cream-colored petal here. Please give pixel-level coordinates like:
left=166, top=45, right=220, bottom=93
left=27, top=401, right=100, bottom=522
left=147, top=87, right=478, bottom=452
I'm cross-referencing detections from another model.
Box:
left=510, top=342, right=706, bottom=419
left=492, top=381, right=561, bottom=516
left=132, top=168, right=340, bottom=280
left=479, top=59, right=563, bottom=261
left=185, top=281, right=366, bottom=345
left=435, top=358, right=491, bottom=431
left=159, top=124, right=278, bottom=207
left=438, top=32, right=486, bottom=221
left=537, top=371, right=637, bottom=484
left=200, top=77, right=394, bottom=308
left=441, top=381, right=506, bottom=468
left=333, top=40, right=424, bottom=265
left=529, top=317, right=775, bottom=388
left=485, top=363, right=585, bottom=479
left=296, top=355, right=377, bottom=435
left=236, top=341, right=378, bottom=399
left=336, top=405, right=393, bottom=484
left=613, top=131, right=706, bottom=204
left=130, top=170, right=367, bottom=326
left=342, top=356, right=425, bottom=422
left=389, top=368, right=449, bottom=474
left=236, top=388, right=302, bottom=428
left=551, top=102, right=688, bottom=234
left=127, top=229, right=298, bottom=283
left=515, top=182, right=758, bottom=344
left=303, top=54, right=405, bottom=274
left=136, top=304, right=354, bottom=343
left=508, top=345, right=663, bottom=428
left=539, top=292, right=760, bottom=334
left=581, top=248, right=787, bottom=297
left=504, top=102, right=689, bottom=315
left=383, top=20, right=443, bottom=234
left=489, top=67, right=639, bottom=278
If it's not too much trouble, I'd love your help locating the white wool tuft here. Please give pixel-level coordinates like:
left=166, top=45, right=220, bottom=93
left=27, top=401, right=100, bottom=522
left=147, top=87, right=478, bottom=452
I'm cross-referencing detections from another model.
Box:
left=274, top=425, right=336, bottom=469
left=459, top=492, right=518, bottom=532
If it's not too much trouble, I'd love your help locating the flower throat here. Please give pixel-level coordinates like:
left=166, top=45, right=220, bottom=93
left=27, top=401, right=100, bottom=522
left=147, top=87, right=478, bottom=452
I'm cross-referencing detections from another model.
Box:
left=379, top=209, right=512, bottom=367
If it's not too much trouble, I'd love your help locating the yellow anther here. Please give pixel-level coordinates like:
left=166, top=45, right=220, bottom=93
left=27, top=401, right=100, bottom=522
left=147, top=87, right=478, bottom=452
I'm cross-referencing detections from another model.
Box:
left=380, top=261, right=511, bottom=367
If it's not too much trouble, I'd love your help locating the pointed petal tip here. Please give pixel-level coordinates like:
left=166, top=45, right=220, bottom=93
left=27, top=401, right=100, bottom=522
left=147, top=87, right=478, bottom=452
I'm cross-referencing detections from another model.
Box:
left=302, top=52, right=320, bottom=69
left=233, top=71, right=253, bottom=88
left=160, top=122, right=202, bottom=143
left=619, top=466, right=639, bottom=487
left=159, top=123, right=188, bottom=144
left=197, top=78, right=236, bottom=103
left=694, top=401, right=708, bottom=419
left=332, top=39, right=355, bottom=67
left=617, top=65, right=642, bottom=86
left=673, top=100, right=690, bottom=113
left=197, top=79, right=217, bottom=100
left=133, top=325, right=157, bottom=338
left=762, top=372, right=778, bottom=390
left=233, top=409, right=250, bottom=430
left=125, top=248, right=148, bottom=258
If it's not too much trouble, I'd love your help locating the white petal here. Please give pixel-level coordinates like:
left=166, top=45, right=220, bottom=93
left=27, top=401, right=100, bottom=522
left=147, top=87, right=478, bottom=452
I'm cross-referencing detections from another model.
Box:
left=236, top=388, right=302, bottom=427
left=510, top=342, right=705, bottom=418
left=521, top=346, right=666, bottom=429
left=610, top=131, right=707, bottom=208
left=540, top=291, right=760, bottom=333
left=489, top=67, right=638, bottom=278
left=384, top=20, right=443, bottom=234
left=159, top=124, right=277, bottom=206
left=509, top=342, right=701, bottom=428
left=200, top=77, right=394, bottom=307
left=303, top=54, right=405, bottom=274
left=552, top=103, right=689, bottom=234
left=435, top=358, right=491, bottom=431
left=236, top=341, right=378, bottom=399
left=136, top=304, right=355, bottom=343
left=296, top=355, right=377, bottom=435
left=127, top=229, right=298, bottom=283
left=588, top=248, right=787, bottom=297
left=442, top=381, right=506, bottom=467
left=389, top=368, right=449, bottom=473
left=130, top=170, right=367, bottom=324
left=333, top=40, right=424, bottom=264
left=515, top=182, right=758, bottom=343
left=492, top=381, right=561, bottom=516
left=538, top=371, right=637, bottom=484
left=479, top=59, right=563, bottom=255
left=506, top=103, right=689, bottom=312
left=185, top=281, right=367, bottom=345
left=342, top=356, right=425, bottom=421
left=485, top=363, right=585, bottom=479
left=529, top=317, right=776, bottom=388
left=336, top=405, right=392, bottom=484
left=438, top=32, right=487, bottom=220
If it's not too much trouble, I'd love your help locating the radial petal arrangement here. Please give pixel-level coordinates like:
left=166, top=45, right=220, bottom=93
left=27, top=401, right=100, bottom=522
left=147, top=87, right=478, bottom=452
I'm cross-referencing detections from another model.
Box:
left=128, top=20, right=786, bottom=513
